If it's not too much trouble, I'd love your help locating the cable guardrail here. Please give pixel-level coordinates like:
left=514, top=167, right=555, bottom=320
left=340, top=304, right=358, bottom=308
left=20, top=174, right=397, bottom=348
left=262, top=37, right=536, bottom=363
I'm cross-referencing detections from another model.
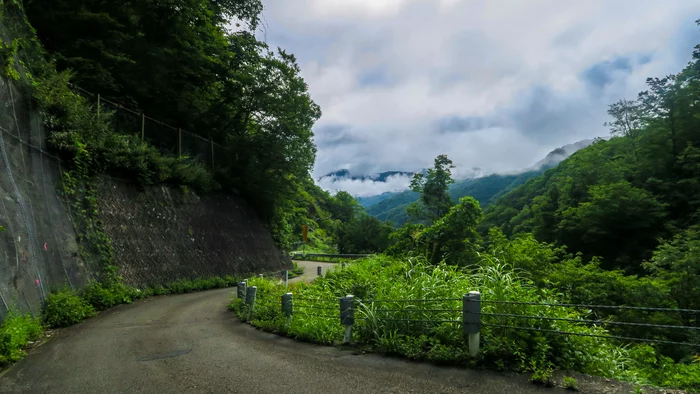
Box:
left=289, top=253, right=372, bottom=262
left=479, top=323, right=697, bottom=347
left=479, top=312, right=700, bottom=330
left=477, top=299, right=700, bottom=313
left=234, top=285, right=700, bottom=351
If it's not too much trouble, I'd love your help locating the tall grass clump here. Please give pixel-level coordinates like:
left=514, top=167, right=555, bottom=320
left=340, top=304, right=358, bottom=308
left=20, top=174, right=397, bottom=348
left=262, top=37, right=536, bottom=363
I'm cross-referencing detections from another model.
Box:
left=230, top=254, right=699, bottom=390
left=0, top=311, right=43, bottom=367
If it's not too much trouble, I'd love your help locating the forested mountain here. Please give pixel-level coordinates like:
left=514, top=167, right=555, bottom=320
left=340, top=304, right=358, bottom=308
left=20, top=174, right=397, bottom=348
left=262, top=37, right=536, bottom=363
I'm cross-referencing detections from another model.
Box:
left=366, top=140, right=592, bottom=226
left=357, top=192, right=401, bottom=207
left=481, top=46, right=700, bottom=275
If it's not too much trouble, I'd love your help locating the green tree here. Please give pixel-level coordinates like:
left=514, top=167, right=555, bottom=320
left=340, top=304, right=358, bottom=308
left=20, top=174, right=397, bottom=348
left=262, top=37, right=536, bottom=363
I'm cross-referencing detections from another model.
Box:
left=328, top=191, right=361, bottom=224
left=420, top=196, right=483, bottom=265
left=337, top=214, right=392, bottom=254
left=385, top=223, right=426, bottom=257
left=558, top=181, right=667, bottom=271
left=645, top=227, right=700, bottom=314
left=408, top=154, right=455, bottom=223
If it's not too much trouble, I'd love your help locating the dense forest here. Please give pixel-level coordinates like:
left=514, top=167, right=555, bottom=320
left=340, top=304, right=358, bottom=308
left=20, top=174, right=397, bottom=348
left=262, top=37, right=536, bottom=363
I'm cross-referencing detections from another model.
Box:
left=12, top=0, right=387, bottom=250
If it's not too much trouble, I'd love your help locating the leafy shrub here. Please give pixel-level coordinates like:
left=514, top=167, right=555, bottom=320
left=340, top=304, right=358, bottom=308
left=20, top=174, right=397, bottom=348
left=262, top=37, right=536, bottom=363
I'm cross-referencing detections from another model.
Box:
left=42, top=289, right=96, bottom=328
left=563, top=376, right=578, bottom=391
left=165, top=276, right=232, bottom=294
left=0, top=311, right=43, bottom=367
left=82, top=282, right=138, bottom=311
left=288, top=262, right=304, bottom=279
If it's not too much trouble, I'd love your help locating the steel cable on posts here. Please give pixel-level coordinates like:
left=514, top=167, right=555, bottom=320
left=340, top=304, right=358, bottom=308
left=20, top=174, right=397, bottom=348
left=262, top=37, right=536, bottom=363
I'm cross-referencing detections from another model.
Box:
left=481, top=323, right=700, bottom=347
left=362, top=318, right=461, bottom=324
left=362, top=298, right=463, bottom=304
left=294, top=297, right=339, bottom=303
left=294, top=312, right=338, bottom=319
left=369, top=308, right=460, bottom=313
left=477, top=299, right=700, bottom=314
left=479, top=312, right=700, bottom=331
left=294, top=305, right=337, bottom=311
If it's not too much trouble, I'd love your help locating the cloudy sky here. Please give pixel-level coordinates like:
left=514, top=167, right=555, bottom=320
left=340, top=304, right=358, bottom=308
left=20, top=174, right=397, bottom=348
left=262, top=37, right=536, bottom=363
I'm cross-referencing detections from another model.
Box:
left=255, top=0, right=700, bottom=196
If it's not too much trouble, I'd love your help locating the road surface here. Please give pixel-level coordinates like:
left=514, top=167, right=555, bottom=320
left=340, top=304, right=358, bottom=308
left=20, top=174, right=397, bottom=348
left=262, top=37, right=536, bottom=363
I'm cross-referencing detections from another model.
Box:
left=0, top=265, right=562, bottom=393
left=289, top=260, right=338, bottom=283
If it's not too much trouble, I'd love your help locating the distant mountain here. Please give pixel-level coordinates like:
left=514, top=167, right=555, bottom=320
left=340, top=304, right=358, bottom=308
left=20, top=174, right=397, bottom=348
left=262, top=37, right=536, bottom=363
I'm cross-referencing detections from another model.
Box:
left=365, top=139, right=594, bottom=226
left=357, top=192, right=402, bottom=207
left=367, top=172, right=540, bottom=226
left=531, top=139, right=594, bottom=170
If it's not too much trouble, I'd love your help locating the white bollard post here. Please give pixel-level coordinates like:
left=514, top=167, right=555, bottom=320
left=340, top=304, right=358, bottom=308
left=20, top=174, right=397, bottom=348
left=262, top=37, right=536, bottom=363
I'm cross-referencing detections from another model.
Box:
left=340, top=295, right=355, bottom=344
left=282, top=292, right=293, bottom=326
left=237, top=281, right=247, bottom=299
left=246, top=286, right=257, bottom=322
left=463, top=291, right=481, bottom=357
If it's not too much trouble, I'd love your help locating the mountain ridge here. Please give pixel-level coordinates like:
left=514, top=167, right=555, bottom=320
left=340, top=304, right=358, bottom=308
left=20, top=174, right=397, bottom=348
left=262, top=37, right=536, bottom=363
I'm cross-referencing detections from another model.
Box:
left=362, top=138, right=594, bottom=225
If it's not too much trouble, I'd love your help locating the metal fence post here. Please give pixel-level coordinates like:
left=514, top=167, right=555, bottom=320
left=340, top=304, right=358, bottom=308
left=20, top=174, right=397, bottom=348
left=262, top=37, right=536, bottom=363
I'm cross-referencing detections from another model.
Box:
left=246, top=286, right=257, bottom=321
left=463, top=291, right=481, bottom=357
left=237, top=281, right=247, bottom=299
left=317, top=266, right=322, bottom=276
left=282, top=292, right=293, bottom=325
left=141, top=113, right=145, bottom=140
left=177, top=128, right=182, bottom=156
left=340, top=295, right=355, bottom=344
left=284, top=270, right=289, bottom=288
left=96, top=94, right=101, bottom=120
left=210, top=139, right=215, bottom=170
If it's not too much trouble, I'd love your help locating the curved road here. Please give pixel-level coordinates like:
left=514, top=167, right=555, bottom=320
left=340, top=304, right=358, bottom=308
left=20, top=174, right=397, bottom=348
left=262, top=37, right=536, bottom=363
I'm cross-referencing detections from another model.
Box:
left=0, top=261, right=559, bottom=394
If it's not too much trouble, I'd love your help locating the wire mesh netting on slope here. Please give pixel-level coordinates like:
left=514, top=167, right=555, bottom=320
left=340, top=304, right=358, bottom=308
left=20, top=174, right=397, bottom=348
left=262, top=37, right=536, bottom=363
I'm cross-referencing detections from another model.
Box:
left=0, top=74, right=91, bottom=321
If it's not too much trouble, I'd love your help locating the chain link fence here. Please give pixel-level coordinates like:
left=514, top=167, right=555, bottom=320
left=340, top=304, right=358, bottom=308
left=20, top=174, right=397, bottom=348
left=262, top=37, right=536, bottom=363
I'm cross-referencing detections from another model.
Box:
left=73, top=87, right=222, bottom=170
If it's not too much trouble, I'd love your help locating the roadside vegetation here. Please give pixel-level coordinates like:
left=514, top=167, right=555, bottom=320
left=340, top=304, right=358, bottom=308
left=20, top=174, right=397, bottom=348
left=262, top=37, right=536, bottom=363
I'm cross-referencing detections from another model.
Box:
left=232, top=255, right=700, bottom=391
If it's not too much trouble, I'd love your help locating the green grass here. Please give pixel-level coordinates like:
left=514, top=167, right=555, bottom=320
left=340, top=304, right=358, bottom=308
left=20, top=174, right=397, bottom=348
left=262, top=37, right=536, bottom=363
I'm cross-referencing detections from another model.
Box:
left=287, top=262, right=304, bottom=279
left=0, top=311, right=43, bottom=368
left=42, top=288, right=97, bottom=328
left=229, top=255, right=700, bottom=391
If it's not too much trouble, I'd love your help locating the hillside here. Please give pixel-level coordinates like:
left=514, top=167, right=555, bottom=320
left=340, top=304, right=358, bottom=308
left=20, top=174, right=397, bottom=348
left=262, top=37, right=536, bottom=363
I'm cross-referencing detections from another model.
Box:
left=481, top=55, right=700, bottom=275
left=366, top=140, right=592, bottom=226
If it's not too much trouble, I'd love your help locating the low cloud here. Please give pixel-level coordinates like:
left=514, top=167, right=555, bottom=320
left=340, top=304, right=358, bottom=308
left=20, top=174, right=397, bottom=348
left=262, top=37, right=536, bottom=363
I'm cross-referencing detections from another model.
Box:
left=254, top=0, right=700, bottom=195
left=318, top=173, right=415, bottom=197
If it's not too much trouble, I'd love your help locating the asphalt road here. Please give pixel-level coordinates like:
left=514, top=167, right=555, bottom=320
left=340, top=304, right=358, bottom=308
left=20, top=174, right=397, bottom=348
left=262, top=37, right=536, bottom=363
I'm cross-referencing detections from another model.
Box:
left=0, top=263, right=563, bottom=394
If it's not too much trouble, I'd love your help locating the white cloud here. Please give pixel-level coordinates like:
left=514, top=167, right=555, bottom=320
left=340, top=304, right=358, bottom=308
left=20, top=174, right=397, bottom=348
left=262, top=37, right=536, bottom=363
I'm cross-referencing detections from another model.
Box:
left=318, top=174, right=414, bottom=197
left=256, top=0, right=700, bottom=195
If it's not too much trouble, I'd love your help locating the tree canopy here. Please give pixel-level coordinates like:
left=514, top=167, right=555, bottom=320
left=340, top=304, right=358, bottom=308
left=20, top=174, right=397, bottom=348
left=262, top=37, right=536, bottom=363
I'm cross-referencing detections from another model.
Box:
left=24, top=0, right=322, bottom=246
